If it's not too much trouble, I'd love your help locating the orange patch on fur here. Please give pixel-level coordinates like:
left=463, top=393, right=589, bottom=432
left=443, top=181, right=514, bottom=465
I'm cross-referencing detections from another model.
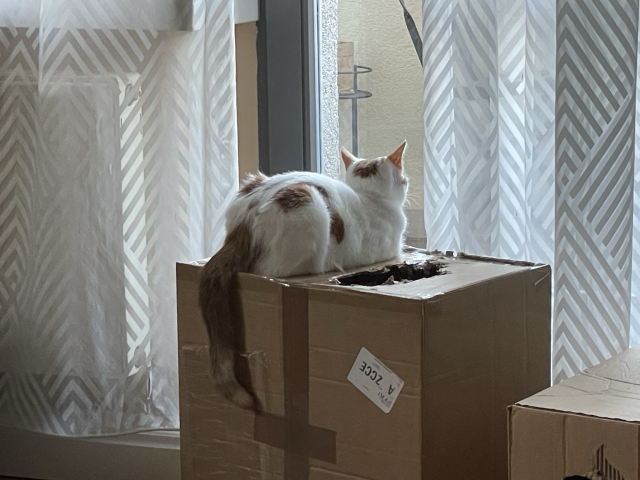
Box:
left=274, top=183, right=313, bottom=211
left=330, top=211, right=345, bottom=243
left=240, top=172, right=268, bottom=195
left=388, top=141, right=406, bottom=170
left=341, top=148, right=356, bottom=169
left=297, top=182, right=329, bottom=201
left=352, top=159, right=380, bottom=178
left=311, top=184, right=329, bottom=200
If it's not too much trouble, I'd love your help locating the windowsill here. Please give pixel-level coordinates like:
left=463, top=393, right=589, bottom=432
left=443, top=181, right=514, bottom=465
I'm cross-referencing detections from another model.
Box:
left=0, top=426, right=180, bottom=480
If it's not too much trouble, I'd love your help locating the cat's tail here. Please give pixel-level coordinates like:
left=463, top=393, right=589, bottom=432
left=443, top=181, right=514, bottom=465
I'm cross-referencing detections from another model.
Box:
left=198, top=222, right=261, bottom=411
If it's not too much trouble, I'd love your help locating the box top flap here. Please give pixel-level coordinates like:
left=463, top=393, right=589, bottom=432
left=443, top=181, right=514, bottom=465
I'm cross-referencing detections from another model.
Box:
left=517, top=344, right=640, bottom=423
left=184, top=247, right=547, bottom=300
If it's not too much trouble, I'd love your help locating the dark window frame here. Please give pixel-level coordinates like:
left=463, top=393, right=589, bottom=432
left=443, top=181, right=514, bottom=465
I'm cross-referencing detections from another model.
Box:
left=256, top=0, right=321, bottom=175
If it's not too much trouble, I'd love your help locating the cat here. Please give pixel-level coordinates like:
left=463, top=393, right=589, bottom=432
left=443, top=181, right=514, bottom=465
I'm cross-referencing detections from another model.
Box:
left=198, top=141, right=409, bottom=410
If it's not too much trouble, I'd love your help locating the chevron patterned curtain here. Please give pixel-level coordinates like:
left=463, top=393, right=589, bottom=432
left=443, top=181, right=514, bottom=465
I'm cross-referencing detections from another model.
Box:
left=423, top=0, right=640, bottom=383
left=0, top=0, right=238, bottom=435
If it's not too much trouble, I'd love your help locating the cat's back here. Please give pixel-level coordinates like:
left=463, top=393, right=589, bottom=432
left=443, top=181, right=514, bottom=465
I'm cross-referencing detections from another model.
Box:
left=235, top=171, right=354, bottom=209
left=225, top=171, right=356, bottom=228
left=255, top=171, right=352, bottom=198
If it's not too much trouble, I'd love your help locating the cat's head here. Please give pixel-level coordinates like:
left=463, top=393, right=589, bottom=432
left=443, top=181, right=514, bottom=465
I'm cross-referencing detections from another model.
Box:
left=340, top=141, right=408, bottom=205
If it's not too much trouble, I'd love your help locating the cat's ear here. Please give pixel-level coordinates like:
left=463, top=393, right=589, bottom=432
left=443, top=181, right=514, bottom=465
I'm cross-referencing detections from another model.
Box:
left=388, top=141, right=406, bottom=170
left=341, top=147, right=356, bottom=169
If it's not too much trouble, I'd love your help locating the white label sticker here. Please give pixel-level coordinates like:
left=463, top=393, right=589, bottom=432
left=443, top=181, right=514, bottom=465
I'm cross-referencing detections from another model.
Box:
left=347, top=347, right=404, bottom=413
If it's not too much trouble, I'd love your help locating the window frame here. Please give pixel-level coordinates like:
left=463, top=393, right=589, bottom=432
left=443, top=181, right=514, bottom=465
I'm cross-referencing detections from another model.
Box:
left=256, top=0, right=322, bottom=174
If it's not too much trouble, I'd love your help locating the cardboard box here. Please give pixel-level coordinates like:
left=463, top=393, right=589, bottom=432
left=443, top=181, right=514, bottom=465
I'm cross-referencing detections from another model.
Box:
left=177, top=249, right=551, bottom=480
left=509, top=345, right=640, bottom=480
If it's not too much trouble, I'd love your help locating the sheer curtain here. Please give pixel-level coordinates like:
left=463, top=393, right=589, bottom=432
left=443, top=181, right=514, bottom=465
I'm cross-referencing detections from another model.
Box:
left=422, top=0, right=640, bottom=383
left=0, top=0, right=238, bottom=435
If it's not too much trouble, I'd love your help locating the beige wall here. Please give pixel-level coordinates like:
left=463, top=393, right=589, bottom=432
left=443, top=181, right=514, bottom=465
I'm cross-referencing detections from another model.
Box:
left=235, top=23, right=259, bottom=182
left=338, top=0, right=423, bottom=211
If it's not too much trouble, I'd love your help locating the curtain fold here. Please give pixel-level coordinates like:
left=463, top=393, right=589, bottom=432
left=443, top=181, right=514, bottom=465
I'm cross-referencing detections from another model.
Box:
left=0, top=0, right=238, bottom=435
left=554, top=0, right=638, bottom=382
left=422, top=0, right=640, bottom=383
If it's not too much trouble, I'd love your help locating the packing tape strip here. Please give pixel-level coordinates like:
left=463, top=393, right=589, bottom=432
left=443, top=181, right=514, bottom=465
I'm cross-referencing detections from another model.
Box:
left=253, top=285, right=337, bottom=477
left=254, top=412, right=337, bottom=464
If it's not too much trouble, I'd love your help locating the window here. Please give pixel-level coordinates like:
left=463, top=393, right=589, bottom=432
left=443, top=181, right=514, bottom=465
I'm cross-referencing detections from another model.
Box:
left=257, top=0, right=426, bottom=245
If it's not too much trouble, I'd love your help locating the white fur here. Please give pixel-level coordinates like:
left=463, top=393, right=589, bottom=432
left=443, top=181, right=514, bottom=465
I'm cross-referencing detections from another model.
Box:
left=225, top=151, right=408, bottom=278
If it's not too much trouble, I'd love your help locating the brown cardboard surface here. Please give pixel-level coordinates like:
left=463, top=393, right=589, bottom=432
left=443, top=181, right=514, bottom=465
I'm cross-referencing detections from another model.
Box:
left=192, top=248, right=545, bottom=300
left=518, top=345, right=640, bottom=423
left=177, top=251, right=551, bottom=480
left=421, top=267, right=551, bottom=479
left=306, top=287, right=424, bottom=480
left=509, top=406, right=640, bottom=480
left=510, top=345, right=640, bottom=480
left=509, top=406, right=566, bottom=479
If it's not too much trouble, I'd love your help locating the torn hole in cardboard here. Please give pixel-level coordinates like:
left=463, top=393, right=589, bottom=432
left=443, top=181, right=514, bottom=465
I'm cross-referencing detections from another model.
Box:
left=333, top=260, right=445, bottom=286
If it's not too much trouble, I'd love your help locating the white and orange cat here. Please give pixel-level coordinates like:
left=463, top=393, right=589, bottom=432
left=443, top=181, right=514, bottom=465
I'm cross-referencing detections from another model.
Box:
left=199, top=141, right=409, bottom=410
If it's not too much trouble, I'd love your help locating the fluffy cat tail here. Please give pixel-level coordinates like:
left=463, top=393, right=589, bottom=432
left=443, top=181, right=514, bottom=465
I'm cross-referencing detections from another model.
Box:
left=198, top=223, right=261, bottom=411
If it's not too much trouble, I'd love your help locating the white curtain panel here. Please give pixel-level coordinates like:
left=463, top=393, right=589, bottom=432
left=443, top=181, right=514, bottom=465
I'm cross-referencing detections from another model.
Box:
left=0, top=0, right=238, bottom=435
left=422, top=0, right=640, bottom=383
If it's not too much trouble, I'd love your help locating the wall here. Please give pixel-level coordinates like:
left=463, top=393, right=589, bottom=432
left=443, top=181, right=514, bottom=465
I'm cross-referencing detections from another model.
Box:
left=235, top=22, right=259, bottom=181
